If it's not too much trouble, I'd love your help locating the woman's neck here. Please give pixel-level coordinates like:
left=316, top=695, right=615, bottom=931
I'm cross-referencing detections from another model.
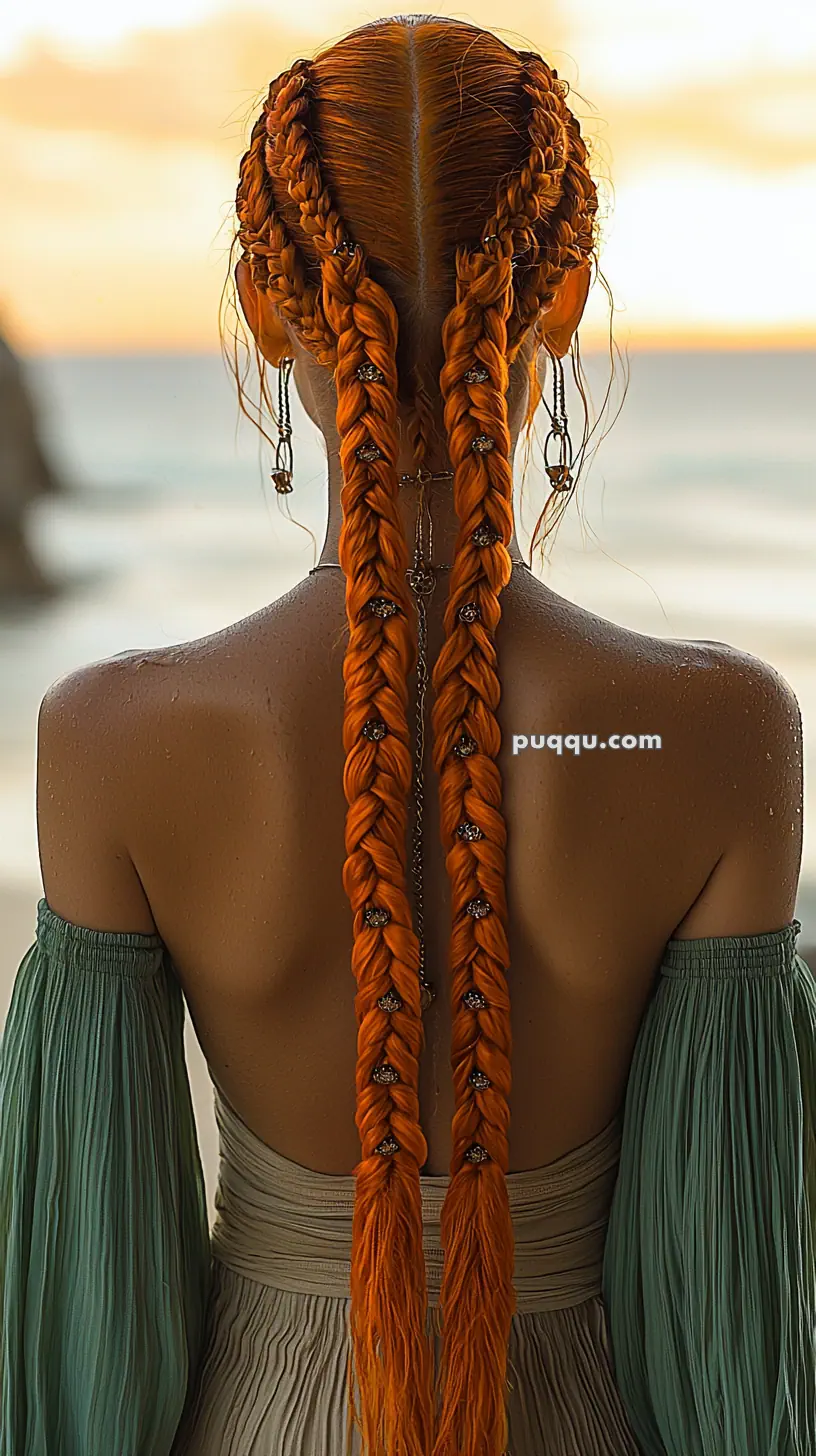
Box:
left=318, top=443, right=527, bottom=569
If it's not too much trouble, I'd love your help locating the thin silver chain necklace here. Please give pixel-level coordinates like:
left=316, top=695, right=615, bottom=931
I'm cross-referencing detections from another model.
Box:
left=309, top=469, right=529, bottom=1029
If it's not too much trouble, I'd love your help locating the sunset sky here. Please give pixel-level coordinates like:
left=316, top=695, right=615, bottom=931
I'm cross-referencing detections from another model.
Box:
left=1, top=0, right=814, bottom=351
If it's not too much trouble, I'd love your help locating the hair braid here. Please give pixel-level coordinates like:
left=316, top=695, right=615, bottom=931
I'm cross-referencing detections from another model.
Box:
left=268, top=58, right=438, bottom=1456
left=231, top=28, right=600, bottom=1456
left=507, top=60, right=599, bottom=361
left=428, top=57, right=593, bottom=1456
left=236, top=86, right=335, bottom=364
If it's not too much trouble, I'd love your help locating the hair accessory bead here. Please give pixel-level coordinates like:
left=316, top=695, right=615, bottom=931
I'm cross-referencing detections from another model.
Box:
left=465, top=1142, right=490, bottom=1164
left=331, top=239, right=358, bottom=256
left=356, top=362, right=385, bottom=383
left=469, top=1068, right=491, bottom=1090
left=458, top=601, right=480, bottom=624
left=463, top=365, right=490, bottom=385
left=471, top=433, right=496, bottom=454
left=406, top=565, right=436, bottom=596
left=356, top=442, right=382, bottom=463
left=362, top=718, right=388, bottom=741
left=466, top=897, right=492, bottom=919
left=546, top=464, right=572, bottom=490
left=472, top=522, right=501, bottom=547
left=374, top=1134, right=400, bottom=1157
left=463, top=988, right=487, bottom=1010
left=453, top=734, right=478, bottom=758
left=367, top=596, right=399, bottom=618
left=377, top=988, right=403, bottom=1013
left=372, top=1062, right=400, bottom=1085
left=364, top=906, right=391, bottom=928
left=457, top=820, right=483, bottom=841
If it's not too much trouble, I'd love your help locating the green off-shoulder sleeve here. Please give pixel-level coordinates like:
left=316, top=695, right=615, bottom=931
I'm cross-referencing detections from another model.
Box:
left=603, top=919, right=816, bottom=1454
left=0, top=898, right=212, bottom=1455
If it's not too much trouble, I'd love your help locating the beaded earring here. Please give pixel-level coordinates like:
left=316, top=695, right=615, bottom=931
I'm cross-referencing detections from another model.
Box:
left=270, top=356, right=295, bottom=494
left=544, top=352, right=574, bottom=493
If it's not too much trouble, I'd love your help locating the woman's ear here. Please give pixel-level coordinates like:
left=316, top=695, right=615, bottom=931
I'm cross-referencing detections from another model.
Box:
left=235, top=259, right=292, bottom=367
left=537, top=263, right=592, bottom=359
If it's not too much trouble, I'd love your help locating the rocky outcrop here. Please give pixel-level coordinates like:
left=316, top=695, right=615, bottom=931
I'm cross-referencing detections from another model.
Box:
left=0, top=331, right=63, bottom=601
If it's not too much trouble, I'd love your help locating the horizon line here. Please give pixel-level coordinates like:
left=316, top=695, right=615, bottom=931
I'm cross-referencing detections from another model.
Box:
left=18, top=331, right=816, bottom=357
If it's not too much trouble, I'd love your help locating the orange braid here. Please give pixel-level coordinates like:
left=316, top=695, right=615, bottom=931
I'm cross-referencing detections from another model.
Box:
left=428, top=57, right=593, bottom=1456
left=232, top=25, right=599, bottom=1456
left=269, top=59, right=437, bottom=1456
left=236, top=83, right=335, bottom=364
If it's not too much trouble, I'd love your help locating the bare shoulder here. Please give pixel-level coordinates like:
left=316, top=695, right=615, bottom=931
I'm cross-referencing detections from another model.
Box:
left=38, top=640, right=210, bottom=814
left=36, top=647, right=188, bottom=932
left=533, top=593, right=804, bottom=937
left=658, top=637, right=803, bottom=937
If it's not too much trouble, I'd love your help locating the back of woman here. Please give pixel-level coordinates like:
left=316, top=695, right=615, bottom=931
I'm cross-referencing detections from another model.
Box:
left=2, top=16, right=814, bottom=1456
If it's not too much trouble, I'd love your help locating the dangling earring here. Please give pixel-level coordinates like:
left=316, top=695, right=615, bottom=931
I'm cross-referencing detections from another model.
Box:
left=544, top=352, right=574, bottom=493
left=270, top=356, right=295, bottom=494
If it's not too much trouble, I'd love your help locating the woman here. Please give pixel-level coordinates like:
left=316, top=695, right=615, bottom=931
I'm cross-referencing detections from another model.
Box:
left=1, top=16, right=815, bottom=1456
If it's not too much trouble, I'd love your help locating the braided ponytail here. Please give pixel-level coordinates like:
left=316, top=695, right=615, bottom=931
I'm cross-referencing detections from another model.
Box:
left=270, top=60, right=437, bottom=1456
left=231, top=25, right=599, bottom=1456
left=429, top=61, right=595, bottom=1456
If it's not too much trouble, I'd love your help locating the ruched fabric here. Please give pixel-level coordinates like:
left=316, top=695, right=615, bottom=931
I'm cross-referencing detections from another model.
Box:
left=2, top=899, right=815, bottom=1455
left=603, top=920, right=816, bottom=1455
left=0, top=899, right=212, bottom=1456
left=171, top=1082, right=641, bottom=1454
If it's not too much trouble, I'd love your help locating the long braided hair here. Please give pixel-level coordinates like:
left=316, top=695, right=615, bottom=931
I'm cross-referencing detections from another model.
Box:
left=231, top=19, right=598, bottom=1455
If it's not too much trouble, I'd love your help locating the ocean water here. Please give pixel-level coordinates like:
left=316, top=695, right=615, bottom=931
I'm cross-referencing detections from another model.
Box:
left=2, top=347, right=815, bottom=919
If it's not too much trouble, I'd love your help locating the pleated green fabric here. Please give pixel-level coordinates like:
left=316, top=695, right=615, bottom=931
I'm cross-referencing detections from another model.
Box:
left=2, top=900, right=815, bottom=1454
left=0, top=898, right=212, bottom=1456
left=603, top=919, right=816, bottom=1454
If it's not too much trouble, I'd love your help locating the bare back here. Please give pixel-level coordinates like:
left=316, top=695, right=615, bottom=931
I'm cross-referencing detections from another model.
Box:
left=72, top=568, right=802, bottom=1175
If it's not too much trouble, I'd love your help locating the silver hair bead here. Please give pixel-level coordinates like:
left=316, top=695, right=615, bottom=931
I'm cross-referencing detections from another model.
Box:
left=465, top=1142, right=491, bottom=1164
left=368, top=596, right=399, bottom=618
left=469, top=1068, right=491, bottom=1090
left=362, top=718, right=388, bottom=741
left=406, top=566, right=436, bottom=597
left=472, top=522, right=501, bottom=547
left=372, top=1062, right=400, bottom=1085
left=463, top=988, right=487, bottom=1009
left=463, top=365, right=490, bottom=385
left=471, top=433, right=496, bottom=454
left=356, top=362, right=385, bottom=383
left=457, top=820, right=483, bottom=841
left=458, top=601, right=480, bottom=624
left=364, top=906, right=391, bottom=928
left=466, top=897, right=492, bottom=919
left=374, top=1133, right=400, bottom=1157
left=356, top=442, right=382, bottom=463
left=453, top=734, right=478, bottom=758
left=378, top=988, right=403, bottom=1012
left=331, top=239, right=358, bottom=256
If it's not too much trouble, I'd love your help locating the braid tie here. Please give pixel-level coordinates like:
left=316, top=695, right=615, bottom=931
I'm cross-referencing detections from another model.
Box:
left=268, top=57, right=437, bottom=1456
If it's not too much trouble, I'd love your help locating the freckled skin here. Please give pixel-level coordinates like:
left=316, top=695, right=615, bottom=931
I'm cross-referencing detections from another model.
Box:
left=35, top=286, right=803, bottom=1176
